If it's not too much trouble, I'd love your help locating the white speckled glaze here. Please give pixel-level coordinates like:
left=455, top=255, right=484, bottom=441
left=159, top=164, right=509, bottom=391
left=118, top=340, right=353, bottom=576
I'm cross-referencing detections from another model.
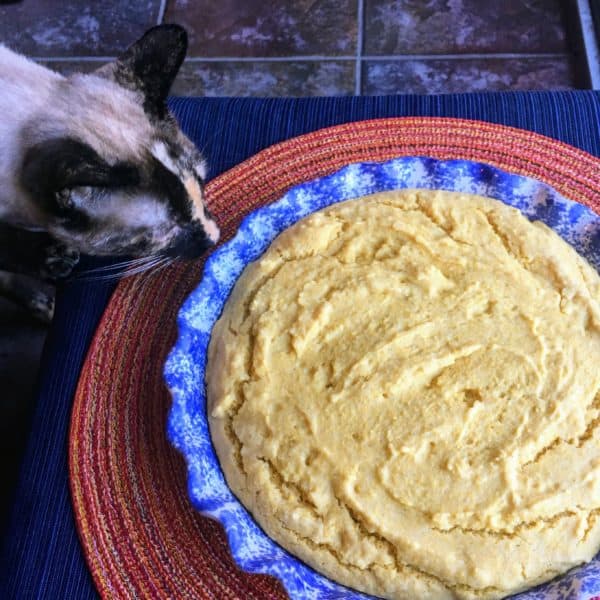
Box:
left=165, top=157, right=600, bottom=600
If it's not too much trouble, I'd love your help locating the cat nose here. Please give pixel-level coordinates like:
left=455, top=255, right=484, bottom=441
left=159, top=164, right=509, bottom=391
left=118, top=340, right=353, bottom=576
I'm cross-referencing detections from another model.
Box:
left=166, top=224, right=216, bottom=259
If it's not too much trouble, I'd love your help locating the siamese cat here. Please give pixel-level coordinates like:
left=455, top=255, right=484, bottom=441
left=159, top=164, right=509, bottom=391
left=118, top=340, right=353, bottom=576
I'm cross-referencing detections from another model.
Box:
left=0, top=24, right=219, bottom=321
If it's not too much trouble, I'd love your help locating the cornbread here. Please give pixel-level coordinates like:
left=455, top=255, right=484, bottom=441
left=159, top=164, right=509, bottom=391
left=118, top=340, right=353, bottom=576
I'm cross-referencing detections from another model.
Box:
left=207, top=189, right=600, bottom=599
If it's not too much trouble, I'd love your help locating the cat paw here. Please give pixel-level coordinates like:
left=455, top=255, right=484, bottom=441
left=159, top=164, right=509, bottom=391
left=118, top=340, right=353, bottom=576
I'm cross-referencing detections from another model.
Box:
left=42, top=242, right=80, bottom=280
left=27, top=288, right=55, bottom=324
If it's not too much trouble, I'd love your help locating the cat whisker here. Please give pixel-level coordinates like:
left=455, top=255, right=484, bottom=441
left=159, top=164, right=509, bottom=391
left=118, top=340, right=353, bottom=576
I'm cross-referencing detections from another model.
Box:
left=116, top=254, right=179, bottom=278
left=150, top=256, right=177, bottom=276
left=121, top=258, right=165, bottom=278
left=78, top=255, right=157, bottom=275
left=77, top=255, right=165, bottom=282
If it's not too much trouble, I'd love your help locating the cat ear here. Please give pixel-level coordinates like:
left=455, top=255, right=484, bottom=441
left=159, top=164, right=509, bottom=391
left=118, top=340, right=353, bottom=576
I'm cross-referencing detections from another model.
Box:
left=20, top=138, right=139, bottom=220
left=100, top=24, right=188, bottom=118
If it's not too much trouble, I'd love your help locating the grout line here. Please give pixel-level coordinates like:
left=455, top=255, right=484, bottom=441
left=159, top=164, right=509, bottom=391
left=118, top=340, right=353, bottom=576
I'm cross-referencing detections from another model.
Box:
left=361, top=52, right=570, bottom=61
left=35, top=56, right=116, bottom=62
left=355, top=0, right=364, bottom=95
left=157, top=0, right=168, bottom=25
left=181, top=52, right=571, bottom=62
left=35, top=55, right=353, bottom=63
left=576, top=0, right=600, bottom=88
left=186, top=55, right=356, bottom=62
left=35, top=52, right=572, bottom=64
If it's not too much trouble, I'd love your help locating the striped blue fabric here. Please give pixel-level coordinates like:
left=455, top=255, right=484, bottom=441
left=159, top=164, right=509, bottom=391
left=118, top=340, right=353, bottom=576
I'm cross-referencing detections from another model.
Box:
left=2, top=91, right=600, bottom=600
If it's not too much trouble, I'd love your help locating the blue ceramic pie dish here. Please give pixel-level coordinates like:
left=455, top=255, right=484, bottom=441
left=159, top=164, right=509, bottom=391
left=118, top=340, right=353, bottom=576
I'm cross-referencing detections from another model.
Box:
left=165, top=156, right=600, bottom=600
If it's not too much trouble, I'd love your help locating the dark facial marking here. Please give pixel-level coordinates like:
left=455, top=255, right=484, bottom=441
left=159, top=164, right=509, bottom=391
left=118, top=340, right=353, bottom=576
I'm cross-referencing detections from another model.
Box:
left=149, top=157, right=193, bottom=221
left=20, top=137, right=139, bottom=230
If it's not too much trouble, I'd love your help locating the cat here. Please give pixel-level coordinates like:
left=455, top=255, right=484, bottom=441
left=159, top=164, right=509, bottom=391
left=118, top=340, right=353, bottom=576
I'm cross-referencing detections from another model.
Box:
left=0, top=24, right=220, bottom=320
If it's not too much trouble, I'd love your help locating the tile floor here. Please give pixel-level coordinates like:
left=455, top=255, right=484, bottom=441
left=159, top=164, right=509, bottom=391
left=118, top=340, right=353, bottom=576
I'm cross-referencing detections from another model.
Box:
left=0, top=0, right=594, bottom=530
left=0, top=0, right=588, bottom=96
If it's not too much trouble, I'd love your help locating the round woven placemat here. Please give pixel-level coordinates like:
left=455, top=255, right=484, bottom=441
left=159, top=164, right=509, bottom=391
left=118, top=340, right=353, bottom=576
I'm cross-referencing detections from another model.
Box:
left=70, top=117, right=600, bottom=599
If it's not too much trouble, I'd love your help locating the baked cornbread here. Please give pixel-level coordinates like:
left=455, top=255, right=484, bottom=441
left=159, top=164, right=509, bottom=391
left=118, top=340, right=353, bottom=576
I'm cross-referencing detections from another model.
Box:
left=207, top=189, right=600, bottom=600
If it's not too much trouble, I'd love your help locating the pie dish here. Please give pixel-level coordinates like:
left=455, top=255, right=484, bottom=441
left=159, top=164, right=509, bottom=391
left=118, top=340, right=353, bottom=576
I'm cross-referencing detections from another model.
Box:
left=165, top=156, right=600, bottom=599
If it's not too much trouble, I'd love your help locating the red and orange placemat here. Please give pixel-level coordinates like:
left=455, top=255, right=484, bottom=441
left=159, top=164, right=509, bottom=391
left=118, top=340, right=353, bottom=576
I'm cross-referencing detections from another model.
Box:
left=69, top=117, right=600, bottom=599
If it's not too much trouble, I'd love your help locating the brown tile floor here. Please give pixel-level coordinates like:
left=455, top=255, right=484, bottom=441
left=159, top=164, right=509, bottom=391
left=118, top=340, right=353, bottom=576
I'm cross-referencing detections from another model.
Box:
left=166, top=0, right=358, bottom=57
left=0, top=0, right=592, bottom=530
left=0, top=0, right=586, bottom=96
left=364, top=0, right=569, bottom=55
left=0, top=0, right=161, bottom=56
left=363, top=56, right=577, bottom=95
left=172, top=60, right=356, bottom=96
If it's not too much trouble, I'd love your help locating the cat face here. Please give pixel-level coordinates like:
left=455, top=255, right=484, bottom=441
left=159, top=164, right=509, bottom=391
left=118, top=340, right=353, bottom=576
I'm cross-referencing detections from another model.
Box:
left=18, top=25, right=220, bottom=258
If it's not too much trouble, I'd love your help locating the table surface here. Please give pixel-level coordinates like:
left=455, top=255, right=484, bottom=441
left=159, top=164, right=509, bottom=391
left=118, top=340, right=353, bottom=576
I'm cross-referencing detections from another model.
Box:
left=3, top=91, right=600, bottom=600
